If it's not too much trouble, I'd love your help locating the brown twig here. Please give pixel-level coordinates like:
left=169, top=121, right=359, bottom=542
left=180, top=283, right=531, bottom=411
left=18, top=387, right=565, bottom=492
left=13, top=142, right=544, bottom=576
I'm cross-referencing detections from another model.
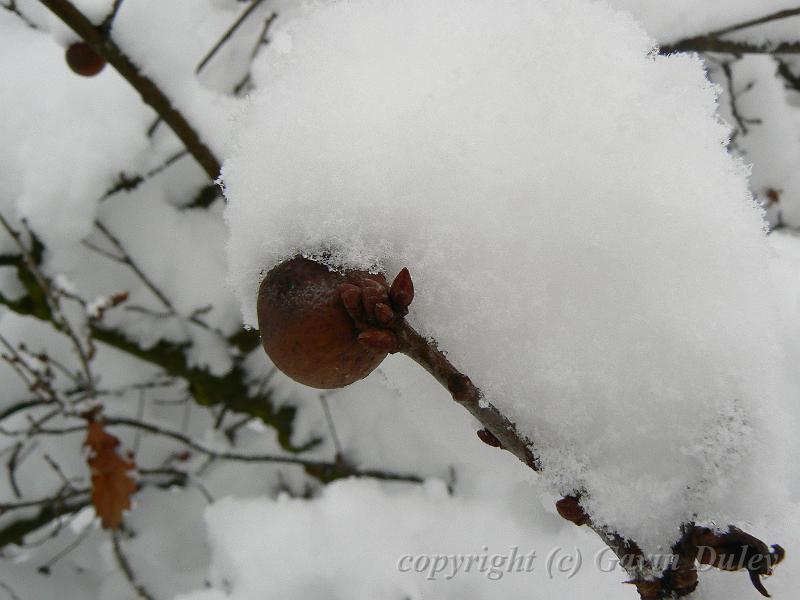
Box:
left=660, top=6, right=800, bottom=55
left=37, top=0, right=221, bottom=180
left=232, top=11, right=278, bottom=95
left=99, top=0, right=123, bottom=35
left=2, top=0, right=39, bottom=29
left=395, top=321, right=539, bottom=471
left=86, top=220, right=175, bottom=312
left=376, top=274, right=780, bottom=598
left=195, top=0, right=266, bottom=74
left=0, top=213, right=96, bottom=395
left=706, top=6, right=800, bottom=38
left=712, top=58, right=762, bottom=142
left=661, top=38, right=800, bottom=55
left=111, top=530, right=156, bottom=600
left=100, top=149, right=188, bottom=202
left=776, top=57, right=800, bottom=92
left=1, top=411, right=423, bottom=485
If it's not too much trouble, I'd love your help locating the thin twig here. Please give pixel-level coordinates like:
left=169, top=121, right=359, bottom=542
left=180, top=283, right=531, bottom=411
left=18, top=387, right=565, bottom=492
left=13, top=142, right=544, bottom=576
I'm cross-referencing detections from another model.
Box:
left=232, top=11, right=278, bottom=95
left=716, top=59, right=762, bottom=139
left=0, top=486, right=88, bottom=512
left=37, top=0, right=221, bottom=180
left=100, top=149, right=188, bottom=202
left=776, top=57, right=800, bottom=92
left=0, top=399, right=49, bottom=422
left=138, top=467, right=214, bottom=503
left=6, top=443, right=23, bottom=498
left=318, top=394, right=343, bottom=458
left=18, top=413, right=423, bottom=483
left=132, top=389, right=146, bottom=455
left=0, top=214, right=96, bottom=396
left=2, top=1, right=39, bottom=29
left=195, top=0, right=266, bottom=74
left=706, top=6, right=800, bottom=38
left=395, top=321, right=539, bottom=471
left=42, top=454, right=73, bottom=488
left=37, top=522, right=94, bottom=574
left=111, top=530, right=156, bottom=600
left=661, top=38, right=800, bottom=55
left=99, top=0, right=123, bottom=35
left=90, top=220, right=175, bottom=312
left=0, top=580, right=21, bottom=600
left=661, top=6, right=800, bottom=56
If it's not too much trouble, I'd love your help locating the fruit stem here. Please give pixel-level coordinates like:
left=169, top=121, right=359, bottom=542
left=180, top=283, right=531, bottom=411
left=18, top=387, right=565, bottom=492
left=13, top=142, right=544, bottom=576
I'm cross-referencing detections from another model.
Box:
left=393, top=320, right=539, bottom=471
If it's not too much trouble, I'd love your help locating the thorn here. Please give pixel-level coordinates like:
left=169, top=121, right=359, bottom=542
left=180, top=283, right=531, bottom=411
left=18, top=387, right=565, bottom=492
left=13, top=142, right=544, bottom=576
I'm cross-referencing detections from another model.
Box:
left=555, top=496, right=589, bottom=526
left=374, top=303, right=395, bottom=326
left=389, top=267, right=414, bottom=308
left=476, top=428, right=502, bottom=448
left=357, top=329, right=397, bottom=353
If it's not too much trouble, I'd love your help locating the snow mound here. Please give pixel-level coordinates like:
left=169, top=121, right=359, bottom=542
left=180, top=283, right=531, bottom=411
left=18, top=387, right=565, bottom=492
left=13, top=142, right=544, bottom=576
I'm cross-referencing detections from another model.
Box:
left=176, top=479, right=629, bottom=600
left=223, top=0, right=789, bottom=551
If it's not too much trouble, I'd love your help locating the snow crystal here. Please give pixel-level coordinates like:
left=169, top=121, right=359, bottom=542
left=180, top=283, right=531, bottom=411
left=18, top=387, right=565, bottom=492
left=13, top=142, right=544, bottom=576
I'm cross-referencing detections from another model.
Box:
left=223, top=0, right=790, bottom=551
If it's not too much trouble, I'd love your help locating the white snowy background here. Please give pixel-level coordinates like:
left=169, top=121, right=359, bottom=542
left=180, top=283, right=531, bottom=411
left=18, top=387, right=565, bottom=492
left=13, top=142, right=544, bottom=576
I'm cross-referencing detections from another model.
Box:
left=1, top=1, right=800, bottom=599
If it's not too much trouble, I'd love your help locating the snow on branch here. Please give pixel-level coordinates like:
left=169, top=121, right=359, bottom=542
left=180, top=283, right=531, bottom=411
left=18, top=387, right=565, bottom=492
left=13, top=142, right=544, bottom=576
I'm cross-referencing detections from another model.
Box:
left=37, top=0, right=221, bottom=180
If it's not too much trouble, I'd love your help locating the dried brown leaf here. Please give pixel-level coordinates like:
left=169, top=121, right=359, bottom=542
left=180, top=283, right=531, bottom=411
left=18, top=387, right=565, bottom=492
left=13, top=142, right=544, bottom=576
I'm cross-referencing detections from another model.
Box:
left=84, top=419, right=136, bottom=530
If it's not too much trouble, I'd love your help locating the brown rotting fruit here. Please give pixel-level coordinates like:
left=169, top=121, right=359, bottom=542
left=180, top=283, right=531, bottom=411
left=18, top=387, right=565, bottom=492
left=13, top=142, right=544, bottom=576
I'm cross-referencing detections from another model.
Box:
left=257, top=256, right=414, bottom=389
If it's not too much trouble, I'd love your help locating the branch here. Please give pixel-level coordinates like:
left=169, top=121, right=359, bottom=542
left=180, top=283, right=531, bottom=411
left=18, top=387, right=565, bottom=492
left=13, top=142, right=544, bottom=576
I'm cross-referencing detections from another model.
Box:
left=89, top=220, right=175, bottom=312
left=100, top=149, right=188, bottom=202
left=20, top=413, right=424, bottom=485
left=2, top=1, right=39, bottom=29
left=776, top=57, right=800, bottom=92
left=395, top=322, right=538, bottom=471
left=111, top=531, right=156, bottom=600
left=37, top=0, right=221, bottom=180
left=660, top=38, right=800, bottom=55
left=0, top=491, right=89, bottom=549
left=195, top=0, right=266, bottom=74
left=0, top=221, right=313, bottom=453
left=232, top=12, right=278, bottom=95
left=99, top=0, right=123, bottom=35
left=712, top=58, right=761, bottom=142
left=395, top=324, right=784, bottom=597
left=660, top=6, right=800, bottom=55
left=705, top=6, right=800, bottom=38
left=0, top=213, right=95, bottom=394
left=329, top=263, right=785, bottom=599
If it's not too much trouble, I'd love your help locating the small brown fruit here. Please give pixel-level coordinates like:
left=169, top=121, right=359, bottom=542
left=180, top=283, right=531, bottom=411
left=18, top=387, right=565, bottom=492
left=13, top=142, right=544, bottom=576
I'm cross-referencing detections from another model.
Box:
left=257, top=256, right=391, bottom=389
left=66, top=42, right=106, bottom=77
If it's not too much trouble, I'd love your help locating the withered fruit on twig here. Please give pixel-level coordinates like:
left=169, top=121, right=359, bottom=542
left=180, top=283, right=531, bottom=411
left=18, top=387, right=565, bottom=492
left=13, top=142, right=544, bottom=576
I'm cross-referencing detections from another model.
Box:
left=257, top=256, right=413, bottom=389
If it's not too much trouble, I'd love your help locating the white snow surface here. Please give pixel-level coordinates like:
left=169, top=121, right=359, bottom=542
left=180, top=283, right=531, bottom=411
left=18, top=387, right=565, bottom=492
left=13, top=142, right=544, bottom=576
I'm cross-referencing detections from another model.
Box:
left=223, top=0, right=793, bottom=551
